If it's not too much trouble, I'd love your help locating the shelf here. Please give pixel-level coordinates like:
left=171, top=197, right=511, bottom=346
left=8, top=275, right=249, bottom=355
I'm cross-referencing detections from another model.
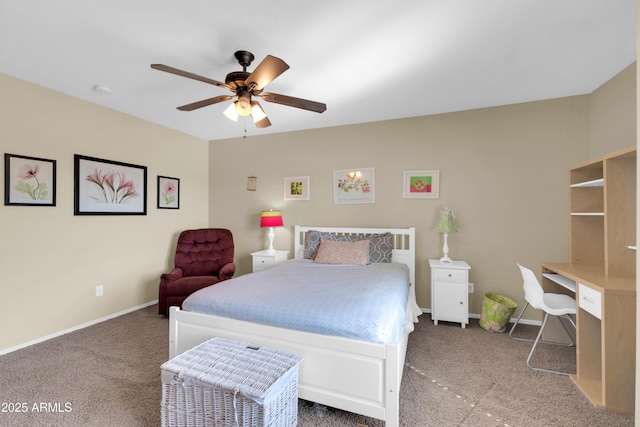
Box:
left=570, top=178, right=604, bottom=188
left=570, top=212, right=604, bottom=216
left=542, top=273, right=576, bottom=292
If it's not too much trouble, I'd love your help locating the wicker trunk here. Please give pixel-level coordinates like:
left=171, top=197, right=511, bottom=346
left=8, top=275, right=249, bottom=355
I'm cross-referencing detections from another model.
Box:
left=161, top=337, right=302, bottom=427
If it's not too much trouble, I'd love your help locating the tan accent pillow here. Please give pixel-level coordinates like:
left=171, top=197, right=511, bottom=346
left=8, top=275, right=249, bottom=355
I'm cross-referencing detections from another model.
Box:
left=313, top=239, right=370, bottom=265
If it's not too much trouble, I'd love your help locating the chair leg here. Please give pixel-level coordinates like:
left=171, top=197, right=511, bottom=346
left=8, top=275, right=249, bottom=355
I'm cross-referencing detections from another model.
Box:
left=510, top=303, right=575, bottom=347
left=509, top=302, right=530, bottom=341
left=557, top=314, right=576, bottom=347
left=526, top=313, right=575, bottom=375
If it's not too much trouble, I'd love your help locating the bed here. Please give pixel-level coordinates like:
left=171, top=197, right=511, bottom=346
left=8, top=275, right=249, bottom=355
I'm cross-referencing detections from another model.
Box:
left=169, top=225, right=419, bottom=427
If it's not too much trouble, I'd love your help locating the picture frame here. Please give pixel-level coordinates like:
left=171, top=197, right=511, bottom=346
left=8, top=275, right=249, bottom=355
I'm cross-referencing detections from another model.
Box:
left=333, top=167, right=375, bottom=204
left=284, top=176, right=310, bottom=201
left=4, top=153, right=56, bottom=206
left=157, top=176, right=180, bottom=209
left=74, top=154, right=147, bottom=215
left=403, top=170, right=440, bottom=199
left=247, top=176, right=257, bottom=191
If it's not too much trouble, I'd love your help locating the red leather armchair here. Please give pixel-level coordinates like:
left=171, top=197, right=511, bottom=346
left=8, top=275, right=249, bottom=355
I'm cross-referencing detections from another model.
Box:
left=158, top=228, right=235, bottom=316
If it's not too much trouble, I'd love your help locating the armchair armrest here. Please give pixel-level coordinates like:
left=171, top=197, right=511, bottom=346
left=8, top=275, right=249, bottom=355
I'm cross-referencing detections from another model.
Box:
left=219, top=262, right=236, bottom=281
left=160, top=267, right=183, bottom=285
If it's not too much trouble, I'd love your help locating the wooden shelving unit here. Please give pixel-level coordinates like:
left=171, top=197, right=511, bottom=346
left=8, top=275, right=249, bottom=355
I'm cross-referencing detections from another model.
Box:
left=544, top=145, right=636, bottom=414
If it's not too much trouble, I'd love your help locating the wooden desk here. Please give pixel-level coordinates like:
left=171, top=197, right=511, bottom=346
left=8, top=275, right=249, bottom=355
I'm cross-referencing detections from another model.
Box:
left=541, top=263, right=636, bottom=414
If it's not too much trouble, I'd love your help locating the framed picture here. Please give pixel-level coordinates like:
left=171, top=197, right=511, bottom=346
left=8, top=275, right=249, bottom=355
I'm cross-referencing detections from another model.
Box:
left=74, top=154, right=147, bottom=215
left=284, top=176, right=310, bottom=201
left=157, top=176, right=180, bottom=209
left=403, top=170, right=440, bottom=199
left=247, top=176, right=257, bottom=191
left=333, top=167, right=375, bottom=204
left=4, top=153, right=56, bottom=206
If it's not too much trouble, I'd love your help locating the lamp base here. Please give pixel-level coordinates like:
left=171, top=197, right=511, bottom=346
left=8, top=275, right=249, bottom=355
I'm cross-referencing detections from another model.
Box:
left=440, top=232, right=453, bottom=264
left=267, top=227, right=275, bottom=252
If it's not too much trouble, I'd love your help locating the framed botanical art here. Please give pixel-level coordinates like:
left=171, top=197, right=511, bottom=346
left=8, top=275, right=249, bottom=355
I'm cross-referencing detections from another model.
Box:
left=157, top=176, right=180, bottom=209
left=333, top=167, right=375, bottom=204
left=284, top=176, right=310, bottom=201
left=403, top=170, right=440, bottom=199
left=74, top=154, right=147, bottom=215
left=4, top=153, right=57, bottom=206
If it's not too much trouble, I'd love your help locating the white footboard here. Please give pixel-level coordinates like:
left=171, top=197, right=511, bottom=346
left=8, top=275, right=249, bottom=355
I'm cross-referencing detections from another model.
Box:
left=169, top=306, right=405, bottom=426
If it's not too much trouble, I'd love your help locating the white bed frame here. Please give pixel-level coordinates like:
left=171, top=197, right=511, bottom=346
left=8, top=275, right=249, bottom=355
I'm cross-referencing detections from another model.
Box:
left=169, top=226, right=417, bottom=427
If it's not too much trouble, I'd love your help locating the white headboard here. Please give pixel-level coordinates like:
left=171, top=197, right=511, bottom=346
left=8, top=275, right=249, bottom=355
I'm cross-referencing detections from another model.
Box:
left=294, top=225, right=416, bottom=287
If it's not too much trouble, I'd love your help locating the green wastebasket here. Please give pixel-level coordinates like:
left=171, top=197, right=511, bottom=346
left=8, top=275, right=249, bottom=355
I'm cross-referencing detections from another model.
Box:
left=479, top=292, right=518, bottom=332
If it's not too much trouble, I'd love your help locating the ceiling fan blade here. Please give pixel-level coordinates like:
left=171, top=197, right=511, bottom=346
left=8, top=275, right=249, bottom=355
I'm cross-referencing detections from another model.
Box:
left=151, top=64, right=231, bottom=90
left=261, top=92, right=326, bottom=113
left=245, top=55, right=289, bottom=91
left=177, top=95, right=233, bottom=111
left=254, top=116, right=271, bottom=128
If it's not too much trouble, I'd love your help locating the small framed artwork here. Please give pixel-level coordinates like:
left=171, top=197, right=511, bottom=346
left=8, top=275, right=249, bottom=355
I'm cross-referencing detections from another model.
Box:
left=74, top=154, right=147, bottom=215
left=333, top=167, right=375, bottom=204
left=284, top=176, right=310, bottom=201
left=157, top=176, right=180, bottom=209
left=403, top=170, right=440, bottom=199
left=4, top=153, right=57, bottom=206
left=247, top=176, right=257, bottom=191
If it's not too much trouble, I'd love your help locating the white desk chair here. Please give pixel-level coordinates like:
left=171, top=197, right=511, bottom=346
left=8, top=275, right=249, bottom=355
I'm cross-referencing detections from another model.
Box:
left=510, top=264, right=576, bottom=375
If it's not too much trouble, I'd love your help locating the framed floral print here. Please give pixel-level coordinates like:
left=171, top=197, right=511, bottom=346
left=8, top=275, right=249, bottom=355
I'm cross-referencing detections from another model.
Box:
left=157, top=176, right=180, bottom=209
left=74, top=154, right=147, bottom=215
left=284, top=176, right=310, bottom=201
left=4, top=153, right=56, bottom=206
left=333, top=167, right=375, bottom=204
left=403, top=170, right=440, bottom=199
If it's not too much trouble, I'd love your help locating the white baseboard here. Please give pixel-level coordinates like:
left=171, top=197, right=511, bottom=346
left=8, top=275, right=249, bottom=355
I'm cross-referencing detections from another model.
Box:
left=420, top=307, right=542, bottom=326
left=0, top=300, right=159, bottom=356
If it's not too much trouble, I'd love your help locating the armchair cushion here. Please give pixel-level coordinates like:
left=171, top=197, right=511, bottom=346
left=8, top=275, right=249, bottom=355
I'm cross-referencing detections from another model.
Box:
left=158, top=228, right=235, bottom=315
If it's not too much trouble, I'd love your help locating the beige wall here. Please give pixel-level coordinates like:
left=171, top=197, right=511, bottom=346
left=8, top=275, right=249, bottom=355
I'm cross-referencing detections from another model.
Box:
left=210, top=62, right=635, bottom=318
left=0, top=57, right=634, bottom=353
left=210, top=96, right=593, bottom=314
left=590, top=62, right=637, bottom=156
left=0, top=73, right=209, bottom=352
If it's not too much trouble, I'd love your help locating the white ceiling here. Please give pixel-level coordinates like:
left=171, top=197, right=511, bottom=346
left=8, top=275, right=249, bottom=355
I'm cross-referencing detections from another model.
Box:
left=0, top=0, right=635, bottom=141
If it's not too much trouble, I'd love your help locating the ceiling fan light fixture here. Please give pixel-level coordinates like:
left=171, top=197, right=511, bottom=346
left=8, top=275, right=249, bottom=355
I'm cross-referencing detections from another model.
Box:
left=250, top=101, right=267, bottom=123
left=235, top=94, right=252, bottom=116
left=223, top=103, right=239, bottom=121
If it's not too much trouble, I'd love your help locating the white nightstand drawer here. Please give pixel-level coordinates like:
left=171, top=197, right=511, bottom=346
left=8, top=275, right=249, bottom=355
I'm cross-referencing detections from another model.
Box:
left=432, top=268, right=467, bottom=283
left=253, top=256, right=273, bottom=267
left=578, top=283, right=602, bottom=320
left=251, top=250, right=289, bottom=273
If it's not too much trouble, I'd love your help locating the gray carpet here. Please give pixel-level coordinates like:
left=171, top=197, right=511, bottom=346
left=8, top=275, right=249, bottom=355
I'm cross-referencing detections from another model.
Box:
left=0, top=305, right=634, bottom=426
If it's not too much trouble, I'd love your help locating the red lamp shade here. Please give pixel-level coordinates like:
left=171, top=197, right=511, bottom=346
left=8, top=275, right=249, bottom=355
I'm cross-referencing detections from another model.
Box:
left=260, top=210, right=283, bottom=228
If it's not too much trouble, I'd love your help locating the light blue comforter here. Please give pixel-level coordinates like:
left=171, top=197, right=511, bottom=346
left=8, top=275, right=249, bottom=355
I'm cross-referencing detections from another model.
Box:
left=182, top=259, right=411, bottom=343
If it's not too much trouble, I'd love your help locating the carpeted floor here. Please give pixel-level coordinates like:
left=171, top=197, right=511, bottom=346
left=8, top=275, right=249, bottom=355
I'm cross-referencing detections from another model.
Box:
left=0, top=305, right=634, bottom=426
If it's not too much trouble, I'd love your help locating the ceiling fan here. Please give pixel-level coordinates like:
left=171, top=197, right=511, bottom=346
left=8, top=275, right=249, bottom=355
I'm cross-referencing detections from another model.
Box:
left=151, top=50, right=326, bottom=128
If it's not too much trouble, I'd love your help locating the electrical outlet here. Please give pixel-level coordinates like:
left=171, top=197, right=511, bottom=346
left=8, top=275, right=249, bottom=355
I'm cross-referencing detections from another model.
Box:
left=96, top=285, right=104, bottom=297
left=468, top=282, right=474, bottom=293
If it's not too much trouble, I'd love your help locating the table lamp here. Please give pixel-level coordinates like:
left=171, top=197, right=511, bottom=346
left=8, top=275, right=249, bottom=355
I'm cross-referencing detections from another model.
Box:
left=260, top=209, right=283, bottom=252
left=434, top=207, right=457, bottom=264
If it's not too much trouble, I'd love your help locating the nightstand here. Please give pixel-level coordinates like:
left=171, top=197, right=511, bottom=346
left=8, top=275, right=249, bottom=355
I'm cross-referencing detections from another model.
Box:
left=251, top=250, right=289, bottom=272
left=429, top=259, right=471, bottom=329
